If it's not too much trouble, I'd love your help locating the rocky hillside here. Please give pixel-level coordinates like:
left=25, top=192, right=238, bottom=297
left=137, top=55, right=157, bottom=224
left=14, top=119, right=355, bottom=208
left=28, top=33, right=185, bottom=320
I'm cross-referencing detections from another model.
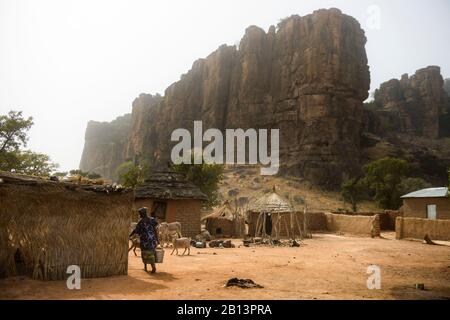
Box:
left=79, top=8, right=450, bottom=187
left=362, top=66, right=450, bottom=185
left=80, top=8, right=370, bottom=186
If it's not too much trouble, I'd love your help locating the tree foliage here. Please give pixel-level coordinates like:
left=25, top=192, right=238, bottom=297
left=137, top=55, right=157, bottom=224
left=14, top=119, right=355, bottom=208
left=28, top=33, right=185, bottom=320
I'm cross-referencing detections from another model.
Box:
left=12, top=150, right=59, bottom=176
left=340, top=177, right=365, bottom=212
left=0, top=110, right=58, bottom=176
left=0, top=111, right=33, bottom=153
left=363, top=157, right=409, bottom=210
left=171, top=159, right=224, bottom=209
left=116, top=161, right=148, bottom=189
left=399, top=177, right=432, bottom=196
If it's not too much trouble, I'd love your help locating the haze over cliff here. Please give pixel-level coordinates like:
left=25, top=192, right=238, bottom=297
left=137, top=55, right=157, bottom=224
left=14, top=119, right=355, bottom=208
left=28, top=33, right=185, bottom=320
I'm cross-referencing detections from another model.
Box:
left=79, top=8, right=450, bottom=188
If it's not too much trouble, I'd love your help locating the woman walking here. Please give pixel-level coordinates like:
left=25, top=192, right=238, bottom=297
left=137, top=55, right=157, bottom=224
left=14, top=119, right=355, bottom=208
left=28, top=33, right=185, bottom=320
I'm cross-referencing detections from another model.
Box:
left=130, top=207, right=159, bottom=273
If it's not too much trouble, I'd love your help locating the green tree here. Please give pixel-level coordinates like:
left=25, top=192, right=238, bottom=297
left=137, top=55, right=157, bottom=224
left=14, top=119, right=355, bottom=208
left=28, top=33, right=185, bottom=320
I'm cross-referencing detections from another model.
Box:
left=363, top=157, right=409, bottom=209
left=399, top=177, right=432, bottom=195
left=0, top=110, right=58, bottom=176
left=0, top=111, right=33, bottom=153
left=340, top=178, right=365, bottom=212
left=12, top=150, right=59, bottom=176
left=171, top=158, right=224, bottom=209
left=116, top=161, right=148, bottom=188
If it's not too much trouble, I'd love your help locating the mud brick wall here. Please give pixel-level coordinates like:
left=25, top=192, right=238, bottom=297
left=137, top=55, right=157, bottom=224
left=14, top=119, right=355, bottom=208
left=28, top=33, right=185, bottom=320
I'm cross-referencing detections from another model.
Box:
left=306, top=212, right=328, bottom=231
left=396, top=217, right=450, bottom=241
left=133, top=199, right=202, bottom=237
left=325, top=213, right=380, bottom=237
left=331, top=211, right=399, bottom=230
left=169, top=199, right=202, bottom=238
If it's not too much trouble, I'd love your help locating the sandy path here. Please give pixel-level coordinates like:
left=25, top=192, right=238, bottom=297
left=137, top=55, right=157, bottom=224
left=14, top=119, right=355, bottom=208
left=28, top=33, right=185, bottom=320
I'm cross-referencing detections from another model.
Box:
left=1, top=233, right=449, bottom=300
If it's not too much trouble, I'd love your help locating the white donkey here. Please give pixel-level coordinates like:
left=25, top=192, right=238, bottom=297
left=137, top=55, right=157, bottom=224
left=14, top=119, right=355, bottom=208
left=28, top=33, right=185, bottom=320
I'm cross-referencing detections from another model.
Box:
left=158, top=222, right=182, bottom=247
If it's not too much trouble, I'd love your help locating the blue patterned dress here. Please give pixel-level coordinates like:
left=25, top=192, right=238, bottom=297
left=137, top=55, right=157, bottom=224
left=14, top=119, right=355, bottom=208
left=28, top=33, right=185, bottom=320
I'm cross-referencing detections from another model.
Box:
left=131, top=216, right=158, bottom=264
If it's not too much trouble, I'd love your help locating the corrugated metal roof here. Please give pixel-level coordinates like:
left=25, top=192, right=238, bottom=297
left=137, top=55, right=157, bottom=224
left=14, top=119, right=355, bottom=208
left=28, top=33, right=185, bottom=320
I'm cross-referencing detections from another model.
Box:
left=401, top=187, right=448, bottom=199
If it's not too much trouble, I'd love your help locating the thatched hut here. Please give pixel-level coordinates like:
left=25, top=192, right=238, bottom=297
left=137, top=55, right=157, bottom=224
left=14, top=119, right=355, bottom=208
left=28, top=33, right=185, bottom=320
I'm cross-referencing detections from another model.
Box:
left=0, top=172, right=133, bottom=280
left=248, top=187, right=304, bottom=239
left=202, top=201, right=245, bottom=237
left=134, top=171, right=207, bottom=237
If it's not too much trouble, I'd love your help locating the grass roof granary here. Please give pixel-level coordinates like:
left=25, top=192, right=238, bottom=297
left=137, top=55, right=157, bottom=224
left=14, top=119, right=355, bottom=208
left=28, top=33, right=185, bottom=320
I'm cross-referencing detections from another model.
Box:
left=0, top=172, right=133, bottom=280
left=134, top=171, right=207, bottom=237
left=248, top=186, right=304, bottom=240
left=201, top=200, right=245, bottom=238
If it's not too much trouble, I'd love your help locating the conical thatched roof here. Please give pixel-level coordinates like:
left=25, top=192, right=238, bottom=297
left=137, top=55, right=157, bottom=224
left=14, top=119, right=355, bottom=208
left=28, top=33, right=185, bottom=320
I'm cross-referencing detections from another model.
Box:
left=202, top=200, right=236, bottom=221
left=249, top=186, right=294, bottom=213
left=134, top=171, right=207, bottom=200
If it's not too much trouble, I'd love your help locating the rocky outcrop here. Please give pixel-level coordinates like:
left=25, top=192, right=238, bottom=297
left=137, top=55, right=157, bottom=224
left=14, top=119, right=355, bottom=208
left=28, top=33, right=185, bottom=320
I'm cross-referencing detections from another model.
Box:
left=372, top=66, right=449, bottom=139
left=80, top=8, right=371, bottom=187
left=79, top=114, right=132, bottom=180
left=361, top=67, right=450, bottom=185
left=444, top=78, right=450, bottom=96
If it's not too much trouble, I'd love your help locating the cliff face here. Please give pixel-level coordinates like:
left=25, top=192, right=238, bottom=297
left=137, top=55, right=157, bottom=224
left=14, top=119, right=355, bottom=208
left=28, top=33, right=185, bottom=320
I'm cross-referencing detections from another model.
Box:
left=361, top=67, right=450, bottom=185
left=80, top=8, right=370, bottom=187
left=372, top=66, right=449, bottom=139
left=79, top=8, right=450, bottom=187
left=79, top=114, right=131, bottom=180
left=80, top=9, right=370, bottom=185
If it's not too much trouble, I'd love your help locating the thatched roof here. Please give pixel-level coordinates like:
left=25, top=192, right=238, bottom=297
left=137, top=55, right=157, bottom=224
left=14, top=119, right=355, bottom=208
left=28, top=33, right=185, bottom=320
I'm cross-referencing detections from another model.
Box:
left=0, top=171, right=132, bottom=280
left=0, top=171, right=130, bottom=194
left=202, top=201, right=236, bottom=221
left=249, top=187, right=294, bottom=213
left=134, top=171, right=207, bottom=200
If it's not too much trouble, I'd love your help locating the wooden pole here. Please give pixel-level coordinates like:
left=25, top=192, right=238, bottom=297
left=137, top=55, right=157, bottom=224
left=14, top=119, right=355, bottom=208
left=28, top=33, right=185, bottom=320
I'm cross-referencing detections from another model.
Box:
left=295, top=213, right=303, bottom=239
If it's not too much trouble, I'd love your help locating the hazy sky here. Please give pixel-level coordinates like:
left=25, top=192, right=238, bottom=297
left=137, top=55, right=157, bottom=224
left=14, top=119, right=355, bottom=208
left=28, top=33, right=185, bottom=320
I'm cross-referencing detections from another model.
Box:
left=1, top=0, right=449, bottom=172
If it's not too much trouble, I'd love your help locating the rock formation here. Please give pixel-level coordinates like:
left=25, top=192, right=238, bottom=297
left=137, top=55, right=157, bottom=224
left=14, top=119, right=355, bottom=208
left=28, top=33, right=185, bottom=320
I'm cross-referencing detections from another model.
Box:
left=79, top=114, right=131, bottom=180
left=80, top=8, right=370, bottom=188
left=371, top=66, right=449, bottom=139
left=444, top=78, right=450, bottom=96
left=361, top=67, right=450, bottom=185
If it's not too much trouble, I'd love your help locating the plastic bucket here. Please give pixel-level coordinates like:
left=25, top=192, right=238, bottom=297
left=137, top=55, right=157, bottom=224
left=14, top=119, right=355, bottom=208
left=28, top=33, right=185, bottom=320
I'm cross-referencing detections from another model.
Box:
left=155, top=248, right=165, bottom=263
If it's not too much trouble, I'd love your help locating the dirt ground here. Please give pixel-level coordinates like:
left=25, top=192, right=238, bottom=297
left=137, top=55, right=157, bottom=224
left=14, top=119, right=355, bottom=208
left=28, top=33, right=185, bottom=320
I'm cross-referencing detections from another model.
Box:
left=1, top=232, right=449, bottom=300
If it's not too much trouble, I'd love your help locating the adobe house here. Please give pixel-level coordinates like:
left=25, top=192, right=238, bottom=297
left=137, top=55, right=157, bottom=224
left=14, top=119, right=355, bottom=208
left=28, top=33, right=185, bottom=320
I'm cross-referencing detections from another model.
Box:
left=134, top=171, right=207, bottom=237
left=401, top=187, right=450, bottom=220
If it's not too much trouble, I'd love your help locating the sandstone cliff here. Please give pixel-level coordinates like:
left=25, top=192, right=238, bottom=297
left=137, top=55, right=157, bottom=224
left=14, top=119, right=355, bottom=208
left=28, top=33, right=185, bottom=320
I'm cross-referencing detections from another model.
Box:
left=361, top=67, right=450, bottom=185
left=371, top=66, right=449, bottom=139
left=80, top=8, right=370, bottom=187
left=79, top=114, right=131, bottom=180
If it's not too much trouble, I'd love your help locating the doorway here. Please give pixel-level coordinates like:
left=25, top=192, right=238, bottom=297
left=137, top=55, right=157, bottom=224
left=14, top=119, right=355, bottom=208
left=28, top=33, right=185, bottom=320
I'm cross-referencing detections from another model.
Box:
left=153, top=201, right=167, bottom=221
left=265, top=213, right=273, bottom=235
left=427, top=204, right=437, bottom=220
